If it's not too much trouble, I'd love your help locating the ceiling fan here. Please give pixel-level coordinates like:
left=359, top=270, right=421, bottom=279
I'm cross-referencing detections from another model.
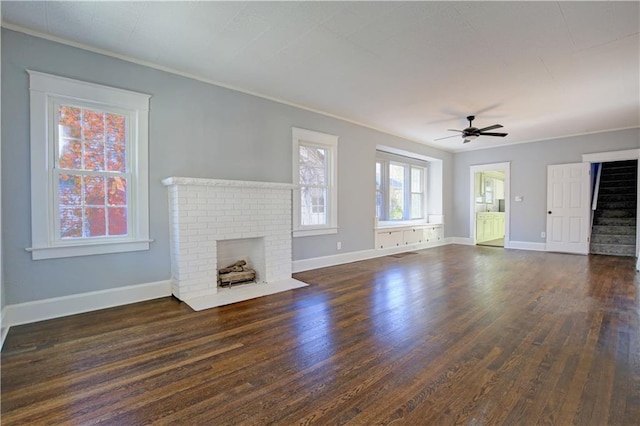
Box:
left=434, top=115, right=508, bottom=143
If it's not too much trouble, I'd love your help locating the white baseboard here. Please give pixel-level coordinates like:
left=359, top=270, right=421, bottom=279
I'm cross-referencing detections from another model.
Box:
left=449, top=238, right=546, bottom=252
left=450, top=237, right=474, bottom=245
left=293, top=239, right=452, bottom=273
left=506, top=240, right=547, bottom=251
left=3, top=280, right=172, bottom=330
left=1, top=307, right=8, bottom=349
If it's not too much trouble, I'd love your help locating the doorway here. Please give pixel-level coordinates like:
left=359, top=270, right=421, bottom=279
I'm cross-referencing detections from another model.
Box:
left=569, top=148, right=640, bottom=268
left=469, top=162, right=511, bottom=247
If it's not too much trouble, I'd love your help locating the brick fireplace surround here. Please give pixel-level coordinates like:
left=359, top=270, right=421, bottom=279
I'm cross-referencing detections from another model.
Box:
left=162, top=177, right=307, bottom=311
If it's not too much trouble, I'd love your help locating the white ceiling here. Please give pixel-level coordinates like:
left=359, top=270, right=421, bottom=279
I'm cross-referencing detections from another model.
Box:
left=3, top=1, right=639, bottom=152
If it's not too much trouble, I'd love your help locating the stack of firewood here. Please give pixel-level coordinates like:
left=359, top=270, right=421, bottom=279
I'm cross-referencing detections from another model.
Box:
left=218, top=260, right=256, bottom=287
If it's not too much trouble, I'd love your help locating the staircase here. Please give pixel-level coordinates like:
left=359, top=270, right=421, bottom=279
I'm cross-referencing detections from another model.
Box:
left=590, top=160, right=637, bottom=256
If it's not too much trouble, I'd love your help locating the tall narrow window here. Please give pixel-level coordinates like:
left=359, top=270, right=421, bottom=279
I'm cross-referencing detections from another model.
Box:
left=28, top=71, right=150, bottom=260
left=376, top=151, right=427, bottom=222
left=375, top=161, right=383, bottom=219
left=389, top=163, right=405, bottom=220
left=411, top=167, right=423, bottom=219
left=293, top=128, right=338, bottom=237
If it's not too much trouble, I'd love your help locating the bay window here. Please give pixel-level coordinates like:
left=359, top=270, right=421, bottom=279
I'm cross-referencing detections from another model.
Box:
left=376, top=151, right=427, bottom=222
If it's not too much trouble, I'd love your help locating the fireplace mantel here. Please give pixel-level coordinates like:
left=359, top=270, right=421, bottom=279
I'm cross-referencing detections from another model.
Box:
left=162, top=177, right=296, bottom=190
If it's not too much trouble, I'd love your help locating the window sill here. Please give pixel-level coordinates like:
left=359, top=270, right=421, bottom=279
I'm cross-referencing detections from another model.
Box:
left=27, top=239, right=152, bottom=260
left=376, top=220, right=430, bottom=229
left=293, top=227, right=339, bottom=238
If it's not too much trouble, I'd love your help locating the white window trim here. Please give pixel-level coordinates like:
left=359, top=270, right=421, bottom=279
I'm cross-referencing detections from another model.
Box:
left=27, top=70, right=152, bottom=260
left=292, top=127, right=338, bottom=237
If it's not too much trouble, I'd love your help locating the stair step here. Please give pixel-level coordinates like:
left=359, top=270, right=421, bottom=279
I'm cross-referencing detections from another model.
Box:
left=594, top=217, right=636, bottom=226
left=591, top=234, right=636, bottom=245
left=599, top=186, right=636, bottom=195
left=590, top=243, right=636, bottom=256
left=600, top=172, right=637, bottom=181
left=595, top=200, right=636, bottom=209
left=592, top=225, right=637, bottom=235
left=598, top=193, right=636, bottom=202
left=602, top=160, right=637, bottom=169
left=599, top=180, right=637, bottom=188
left=602, top=167, right=637, bottom=174
left=595, top=209, right=637, bottom=218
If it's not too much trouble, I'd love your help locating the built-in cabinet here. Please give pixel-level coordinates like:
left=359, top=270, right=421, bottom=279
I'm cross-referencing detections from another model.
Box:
left=476, top=212, right=505, bottom=243
left=375, top=224, right=443, bottom=249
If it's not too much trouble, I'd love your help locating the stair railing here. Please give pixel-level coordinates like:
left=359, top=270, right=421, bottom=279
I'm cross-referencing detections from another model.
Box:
left=590, top=163, right=603, bottom=239
left=592, top=163, right=602, bottom=211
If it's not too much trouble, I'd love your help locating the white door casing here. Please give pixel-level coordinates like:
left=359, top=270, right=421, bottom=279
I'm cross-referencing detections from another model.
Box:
left=546, top=163, right=590, bottom=254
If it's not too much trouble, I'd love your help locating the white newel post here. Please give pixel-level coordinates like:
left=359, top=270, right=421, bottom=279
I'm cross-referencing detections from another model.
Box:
left=162, top=177, right=296, bottom=301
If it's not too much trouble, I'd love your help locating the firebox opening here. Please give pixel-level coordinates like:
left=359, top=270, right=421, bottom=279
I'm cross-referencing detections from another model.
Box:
left=216, top=237, right=265, bottom=288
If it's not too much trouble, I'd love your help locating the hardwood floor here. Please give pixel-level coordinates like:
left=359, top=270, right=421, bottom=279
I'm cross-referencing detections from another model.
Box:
left=2, top=245, right=639, bottom=425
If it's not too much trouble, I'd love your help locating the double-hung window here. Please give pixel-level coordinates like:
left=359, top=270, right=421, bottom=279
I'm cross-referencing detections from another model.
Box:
left=28, top=71, right=151, bottom=260
left=292, top=127, right=338, bottom=237
left=376, top=151, right=427, bottom=222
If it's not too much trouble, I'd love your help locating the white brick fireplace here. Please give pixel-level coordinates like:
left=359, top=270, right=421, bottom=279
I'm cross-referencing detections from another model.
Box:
left=162, top=177, right=306, bottom=309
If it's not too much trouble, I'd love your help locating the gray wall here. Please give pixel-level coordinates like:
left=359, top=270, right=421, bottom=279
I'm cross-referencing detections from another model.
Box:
left=0, top=20, right=3, bottom=314
left=452, top=128, right=640, bottom=242
left=1, top=29, right=452, bottom=304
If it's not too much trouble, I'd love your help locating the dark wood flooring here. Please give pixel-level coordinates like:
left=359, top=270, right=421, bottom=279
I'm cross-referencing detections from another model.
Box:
left=2, top=245, right=639, bottom=425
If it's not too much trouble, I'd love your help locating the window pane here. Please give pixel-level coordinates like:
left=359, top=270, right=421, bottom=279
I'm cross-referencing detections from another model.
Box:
left=106, top=113, right=126, bottom=172
left=83, top=109, right=105, bottom=171
left=108, top=207, right=128, bottom=235
left=376, top=191, right=382, bottom=218
left=411, top=194, right=423, bottom=219
left=58, top=106, right=81, bottom=139
left=411, top=167, right=422, bottom=192
left=60, top=207, right=82, bottom=239
left=107, top=177, right=127, bottom=206
left=299, top=145, right=326, bottom=185
left=389, top=164, right=405, bottom=220
left=84, top=176, right=105, bottom=205
left=58, top=138, right=82, bottom=170
left=58, top=174, right=82, bottom=206
left=300, top=186, right=327, bottom=225
left=375, top=162, right=381, bottom=189
left=84, top=207, right=106, bottom=237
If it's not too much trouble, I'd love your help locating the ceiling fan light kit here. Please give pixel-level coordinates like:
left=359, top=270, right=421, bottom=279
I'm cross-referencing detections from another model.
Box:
left=434, top=115, right=508, bottom=144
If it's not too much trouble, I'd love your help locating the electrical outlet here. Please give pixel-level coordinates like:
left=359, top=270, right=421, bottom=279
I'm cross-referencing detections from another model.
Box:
left=337, top=241, right=342, bottom=250
left=541, top=232, right=546, bottom=238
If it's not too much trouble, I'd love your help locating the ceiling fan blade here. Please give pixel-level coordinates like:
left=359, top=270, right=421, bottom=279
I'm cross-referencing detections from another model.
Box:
left=478, top=132, right=508, bottom=137
left=476, top=124, right=503, bottom=132
left=434, top=134, right=462, bottom=141
left=446, top=129, right=463, bottom=132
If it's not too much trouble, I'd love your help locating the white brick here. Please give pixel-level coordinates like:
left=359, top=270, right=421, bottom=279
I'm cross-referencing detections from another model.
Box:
left=165, top=178, right=295, bottom=302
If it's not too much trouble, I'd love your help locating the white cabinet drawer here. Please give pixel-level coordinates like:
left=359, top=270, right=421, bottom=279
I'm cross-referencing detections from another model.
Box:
left=403, top=228, right=424, bottom=245
left=376, top=230, right=403, bottom=249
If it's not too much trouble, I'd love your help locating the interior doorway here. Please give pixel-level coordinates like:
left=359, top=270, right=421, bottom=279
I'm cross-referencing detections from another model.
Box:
left=469, top=162, right=511, bottom=247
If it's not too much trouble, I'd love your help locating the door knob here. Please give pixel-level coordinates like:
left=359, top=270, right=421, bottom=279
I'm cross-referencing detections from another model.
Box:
left=548, top=211, right=552, bottom=214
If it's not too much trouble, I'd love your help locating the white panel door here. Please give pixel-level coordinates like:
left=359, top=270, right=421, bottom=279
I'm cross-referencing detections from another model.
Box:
left=546, top=163, right=590, bottom=254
